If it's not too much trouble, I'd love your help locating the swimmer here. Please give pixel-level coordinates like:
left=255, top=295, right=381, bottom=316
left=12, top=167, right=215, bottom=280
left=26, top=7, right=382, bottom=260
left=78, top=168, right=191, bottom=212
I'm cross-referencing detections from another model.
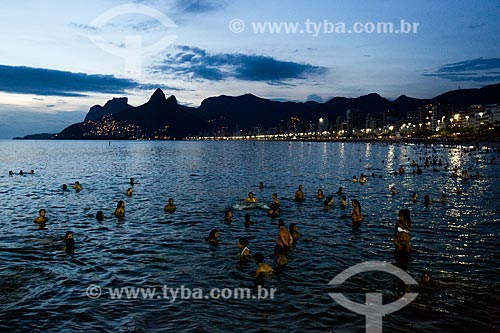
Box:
left=275, top=245, right=288, bottom=267
left=268, top=202, right=281, bottom=218
left=244, top=192, right=257, bottom=203
left=114, top=200, right=125, bottom=218
left=206, top=229, right=220, bottom=245
left=398, top=165, right=405, bottom=175
left=19, top=170, right=24, bottom=176
left=294, top=185, right=305, bottom=201
left=34, top=209, right=48, bottom=224
left=164, top=198, right=177, bottom=213
left=289, top=223, right=300, bottom=242
left=271, top=193, right=281, bottom=206
left=72, top=181, right=83, bottom=192
left=419, top=270, right=440, bottom=291
left=412, top=192, right=419, bottom=202
left=424, top=195, right=432, bottom=205
left=323, top=197, right=334, bottom=210
left=340, top=195, right=348, bottom=208
left=255, top=253, right=274, bottom=277
left=351, top=199, right=363, bottom=227
left=244, top=213, right=255, bottom=229
left=224, top=210, right=233, bottom=222
left=316, top=188, right=324, bottom=200
left=130, top=177, right=135, bottom=185
left=276, top=219, right=293, bottom=248
left=335, top=187, right=344, bottom=195
left=352, top=175, right=357, bottom=182
left=96, top=210, right=105, bottom=221
left=126, top=188, right=133, bottom=197
left=394, top=208, right=412, bottom=254
left=29, top=170, right=34, bottom=174
left=238, top=238, right=250, bottom=257
left=259, top=181, right=264, bottom=189
left=440, top=193, right=447, bottom=204
left=63, top=231, right=74, bottom=254
left=359, top=174, right=368, bottom=183
left=62, top=184, right=69, bottom=191
left=390, top=186, right=397, bottom=195
left=416, top=166, right=423, bottom=174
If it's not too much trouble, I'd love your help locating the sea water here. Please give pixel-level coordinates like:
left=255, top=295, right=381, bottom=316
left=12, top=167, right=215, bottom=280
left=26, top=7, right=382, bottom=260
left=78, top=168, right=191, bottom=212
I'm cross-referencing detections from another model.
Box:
left=0, top=140, right=499, bottom=332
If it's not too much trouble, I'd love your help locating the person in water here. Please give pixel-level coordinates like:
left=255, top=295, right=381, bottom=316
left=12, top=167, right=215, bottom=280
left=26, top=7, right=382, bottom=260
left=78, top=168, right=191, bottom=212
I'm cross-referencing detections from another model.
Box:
left=419, top=270, right=440, bottom=291
left=255, top=252, right=274, bottom=277
left=238, top=237, right=250, bottom=257
left=336, top=187, right=344, bottom=195
left=96, top=210, right=105, bottom=221
left=224, top=210, right=233, bottom=222
left=323, top=197, right=334, bottom=210
left=340, top=195, right=348, bottom=208
left=206, top=229, right=220, bottom=244
left=244, top=213, right=255, bottom=229
left=394, top=208, right=413, bottom=254
left=271, top=193, right=281, bottom=206
left=316, top=188, right=324, bottom=200
left=114, top=200, right=125, bottom=218
left=351, top=199, right=363, bottom=227
left=295, top=185, right=305, bottom=201
left=8, top=170, right=13, bottom=175
left=268, top=202, right=281, bottom=218
left=244, top=192, right=257, bottom=203
left=275, top=244, right=288, bottom=267
left=63, top=231, right=75, bottom=254
left=126, top=188, right=133, bottom=197
left=259, top=181, right=264, bottom=189
left=164, top=198, right=177, bottom=213
left=390, top=186, right=397, bottom=195
left=276, top=219, right=293, bottom=249
left=424, top=195, right=432, bottom=205
left=440, top=193, right=447, bottom=204
left=412, top=192, right=419, bottom=202
left=352, top=175, right=357, bottom=182
left=289, top=223, right=300, bottom=242
left=62, top=184, right=69, bottom=191
left=398, top=165, right=405, bottom=175
left=34, top=209, right=48, bottom=224
left=130, top=177, right=135, bottom=185
left=72, top=181, right=83, bottom=192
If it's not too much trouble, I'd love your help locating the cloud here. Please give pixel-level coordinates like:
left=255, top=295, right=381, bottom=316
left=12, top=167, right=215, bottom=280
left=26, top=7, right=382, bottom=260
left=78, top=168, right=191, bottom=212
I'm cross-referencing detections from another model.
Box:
left=306, top=94, right=324, bottom=103
left=0, top=65, right=181, bottom=96
left=175, top=0, right=225, bottom=13
left=154, top=45, right=327, bottom=84
left=423, top=58, right=500, bottom=82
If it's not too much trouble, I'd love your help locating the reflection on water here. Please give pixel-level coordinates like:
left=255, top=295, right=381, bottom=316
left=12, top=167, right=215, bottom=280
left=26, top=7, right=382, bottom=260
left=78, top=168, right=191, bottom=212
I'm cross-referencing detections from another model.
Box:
left=0, top=140, right=499, bottom=332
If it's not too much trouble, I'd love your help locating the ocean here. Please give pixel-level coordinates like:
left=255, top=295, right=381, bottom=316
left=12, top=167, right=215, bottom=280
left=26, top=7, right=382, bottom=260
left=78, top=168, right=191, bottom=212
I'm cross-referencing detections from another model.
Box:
left=0, top=140, right=499, bottom=332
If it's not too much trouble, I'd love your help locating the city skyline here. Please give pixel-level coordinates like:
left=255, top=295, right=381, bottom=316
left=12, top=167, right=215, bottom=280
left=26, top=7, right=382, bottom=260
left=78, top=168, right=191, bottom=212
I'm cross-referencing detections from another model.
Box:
left=1, top=0, right=500, bottom=138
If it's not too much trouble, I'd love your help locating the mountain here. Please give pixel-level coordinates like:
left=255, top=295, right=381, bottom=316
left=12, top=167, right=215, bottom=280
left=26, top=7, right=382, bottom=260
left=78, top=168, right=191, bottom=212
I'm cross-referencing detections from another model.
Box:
left=57, top=88, right=208, bottom=139
left=13, top=133, right=55, bottom=140
left=54, top=83, right=500, bottom=140
left=84, top=97, right=131, bottom=122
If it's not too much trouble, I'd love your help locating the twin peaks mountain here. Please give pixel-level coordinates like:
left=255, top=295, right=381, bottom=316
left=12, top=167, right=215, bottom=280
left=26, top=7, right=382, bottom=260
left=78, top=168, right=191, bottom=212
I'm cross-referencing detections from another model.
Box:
left=56, top=84, right=500, bottom=139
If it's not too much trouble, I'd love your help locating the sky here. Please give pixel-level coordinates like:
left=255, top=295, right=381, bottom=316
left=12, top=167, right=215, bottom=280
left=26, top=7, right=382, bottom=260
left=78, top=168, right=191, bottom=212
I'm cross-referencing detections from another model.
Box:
left=0, top=0, right=499, bottom=138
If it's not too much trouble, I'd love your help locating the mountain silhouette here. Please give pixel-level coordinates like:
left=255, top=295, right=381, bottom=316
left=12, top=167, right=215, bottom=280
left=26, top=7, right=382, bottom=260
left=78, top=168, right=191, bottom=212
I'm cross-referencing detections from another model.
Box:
left=55, top=83, right=500, bottom=139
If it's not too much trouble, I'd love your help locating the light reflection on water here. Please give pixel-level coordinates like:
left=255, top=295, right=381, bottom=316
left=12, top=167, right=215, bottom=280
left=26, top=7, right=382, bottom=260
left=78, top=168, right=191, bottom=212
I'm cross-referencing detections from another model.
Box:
left=0, top=140, right=499, bottom=332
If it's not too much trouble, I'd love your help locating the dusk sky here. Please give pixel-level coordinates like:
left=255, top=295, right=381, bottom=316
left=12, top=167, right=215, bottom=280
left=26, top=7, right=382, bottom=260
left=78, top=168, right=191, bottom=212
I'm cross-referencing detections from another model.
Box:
left=0, top=0, right=499, bottom=138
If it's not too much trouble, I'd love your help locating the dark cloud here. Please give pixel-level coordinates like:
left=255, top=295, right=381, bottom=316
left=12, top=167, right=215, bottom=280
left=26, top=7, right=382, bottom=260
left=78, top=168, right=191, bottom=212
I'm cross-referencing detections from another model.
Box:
left=306, top=94, right=324, bottom=103
left=154, top=45, right=327, bottom=84
left=423, top=58, right=500, bottom=82
left=0, top=65, right=181, bottom=96
left=175, top=0, right=224, bottom=13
